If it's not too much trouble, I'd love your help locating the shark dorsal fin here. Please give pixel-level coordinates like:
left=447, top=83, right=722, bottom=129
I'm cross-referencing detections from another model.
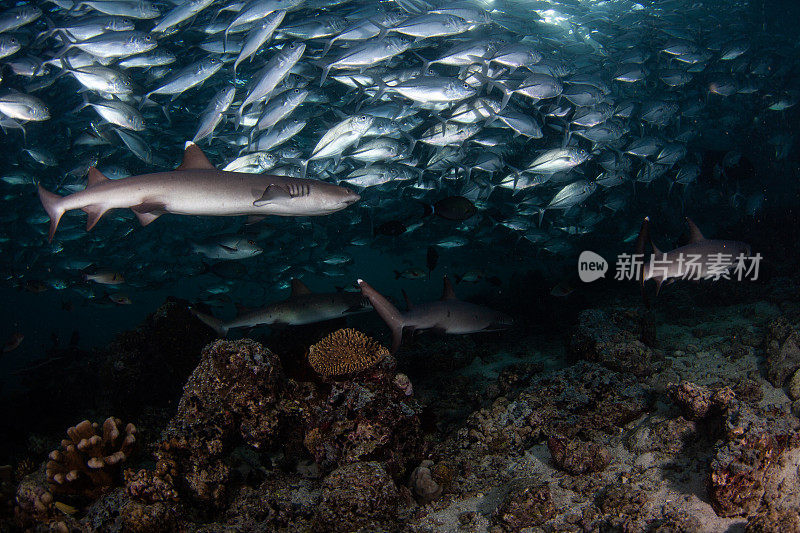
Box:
left=442, top=276, right=457, bottom=300
left=178, top=141, right=216, bottom=171
left=290, top=279, right=311, bottom=296
left=685, top=217, right=705, bottom=243
left=86, top=167, right=109, bottom=188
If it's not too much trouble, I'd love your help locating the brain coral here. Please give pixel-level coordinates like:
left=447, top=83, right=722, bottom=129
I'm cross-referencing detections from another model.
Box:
left=308, top=329, right=389, bottom=376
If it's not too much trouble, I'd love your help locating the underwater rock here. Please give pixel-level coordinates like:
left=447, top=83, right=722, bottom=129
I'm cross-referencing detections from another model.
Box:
left=307, top=328, right=389, bottom=376
left=464, top=362, right=650, bottom=453
left=302, top=359, right=424, bottom=474
left=765, top=318, right=800, bottom=388
left=708, top=399, right=799, bottom=517
left=312, top=461, right=399, bottom=533
left=667, top=381, right=712, bottom=419
left=46, top=417, right=137, bottom=500
left=788, top=369, right=800, bottom=401
left=595, top=483, right=649, bottom=530
left=744, top=507, right=800, bottom=532
left=409, top=460, right=442, bottom=502
left=547, top=436, right=611, bottom=475
left=154, top=338, right=285, bottom=507
left=83, top=487, right=181, bottom=533
left=568, top=308, right=659, bottom=376
left=493, top=482, right=556, bottom=531
left=626, top=415, right=698, bottom=455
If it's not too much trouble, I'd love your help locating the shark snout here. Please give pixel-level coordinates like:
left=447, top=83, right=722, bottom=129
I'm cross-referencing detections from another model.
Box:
left=343, top=189, right=360, bottom=205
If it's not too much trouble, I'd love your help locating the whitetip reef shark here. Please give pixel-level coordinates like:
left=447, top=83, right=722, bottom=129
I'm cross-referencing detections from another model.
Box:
left=37, top=141, right=360, bottom=241
left=357, top=276, right=513, bottom=354
left=635, top=216, right=752, bottom=295
left=191, top=279, right=373, bottom=336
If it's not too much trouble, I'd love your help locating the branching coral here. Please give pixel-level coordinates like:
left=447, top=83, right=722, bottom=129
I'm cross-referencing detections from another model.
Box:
left=308, top=329, right=389, bottom=376
left=46, top=417, right=137, bottom=499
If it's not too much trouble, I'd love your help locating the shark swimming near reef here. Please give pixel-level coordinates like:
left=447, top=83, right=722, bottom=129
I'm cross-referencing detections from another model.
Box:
left=635, top=216, right=752, bottom=295
left=37, top=142, right=360, bottom=241
left=191, top=279, right=372, bottom=336
left=357, top=276, right=513, bottom=354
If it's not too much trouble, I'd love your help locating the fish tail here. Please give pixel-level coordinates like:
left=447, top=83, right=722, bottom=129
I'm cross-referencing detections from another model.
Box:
left=38, top=185, right=65, bottom=242
left=190, top=308, right=228, bottom=337
left=357, top=279, right=404, bottom=354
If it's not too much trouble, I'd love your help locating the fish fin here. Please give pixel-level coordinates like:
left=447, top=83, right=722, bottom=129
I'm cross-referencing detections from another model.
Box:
left=357, top=279, right=405, bottom=354
left=37, top=185, right=65, bottom=243
left=635, top=216, right=650, bottom=256
left=441, top=276, right=456, bottom=300
left=178, top=141, right=216, bottom=171
left=218, top=244, right=237, bottom=253
left=654, top=277, right=664, bottom=296
left=651, top=239, right=662, bottom=256
left=82, top=204, right=107, bottom=231
left=394, top=270, right=401, bottom=279
left=131, top=203, right=165, bottom=226
left=246, top=215, right=266, bottom=225
left=190, top=308, right=228, bottom=337
left=86, top=167, right=109, bottom=188
left=402, top=289, right=414, bottom=310
left=254, top=184, right=292, bottom=206
left=133, top=210, right=161, bottom=226
left=685, top=217, right=705, bottom=243
left=290, top=278, right=311, bottom=296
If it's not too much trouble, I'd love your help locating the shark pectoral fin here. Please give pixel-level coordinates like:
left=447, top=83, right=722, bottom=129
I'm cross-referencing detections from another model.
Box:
left=82, top=204, right=108, bottom=231
left=178, top=141, right=216, bottom=171
left=246, top=215, right=266, bottom=225
left=254, top=185, right=291, bottom=206
left=131, top=203, right=165, bottom=226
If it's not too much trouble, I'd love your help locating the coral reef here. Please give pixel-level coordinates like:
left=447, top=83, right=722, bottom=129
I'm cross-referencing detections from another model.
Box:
left=568, top=307, right=659, bottom=376
left=152, top=338, right=287, bottom=506
left=308, top=328, right=389, bottom=376
left=708, top=399, right=798, bottom=517
left=493, top=482, right=556, bottom=531
left=765, top=318, right=800, bottom=388
left=463, top=361, right=651, bottom=453
left=312, top=461, right=399, bottom=533
left=547, top=436, right=611, bottom=475
left=124, top=459, right=179, bottom=504
left=46, top=417, right=137, bottom=499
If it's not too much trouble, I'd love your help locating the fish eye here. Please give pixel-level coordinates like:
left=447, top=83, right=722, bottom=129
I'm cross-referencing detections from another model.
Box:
left=248, top=240, right=256, bottom=245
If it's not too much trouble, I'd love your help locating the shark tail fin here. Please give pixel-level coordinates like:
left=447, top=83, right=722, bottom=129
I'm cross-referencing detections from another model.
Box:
left=190, top=308, right=228, bottom=337
left=357, top=279, right=404, bottom=354
left=38, top=185, right=66, bottom=243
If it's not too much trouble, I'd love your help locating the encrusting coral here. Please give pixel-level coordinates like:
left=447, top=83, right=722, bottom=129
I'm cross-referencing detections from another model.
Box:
left=46, top=417, right=137, bottom=499
left=308, top=328, right=389, bottom=377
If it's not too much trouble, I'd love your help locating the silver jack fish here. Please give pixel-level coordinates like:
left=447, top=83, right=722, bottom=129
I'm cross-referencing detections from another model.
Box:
left=37, top=142, right=360, bottom=241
